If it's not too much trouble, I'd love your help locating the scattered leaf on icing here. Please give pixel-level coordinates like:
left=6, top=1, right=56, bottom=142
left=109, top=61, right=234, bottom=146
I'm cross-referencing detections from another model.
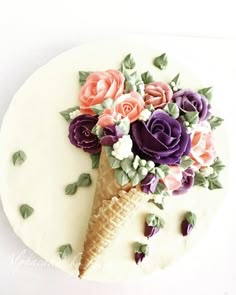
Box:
left=58, top=244, right=72, bottom=259
left=19, top=204, right=34, bottom=219
left=12, top=150, right=26, bottom=166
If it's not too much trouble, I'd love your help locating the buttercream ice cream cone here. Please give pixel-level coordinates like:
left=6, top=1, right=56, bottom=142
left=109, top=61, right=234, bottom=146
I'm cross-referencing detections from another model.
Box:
left=79, top=148, right=147, bottom=278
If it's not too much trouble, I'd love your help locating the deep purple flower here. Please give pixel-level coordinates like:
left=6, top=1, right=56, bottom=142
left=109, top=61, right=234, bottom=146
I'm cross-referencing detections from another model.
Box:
left=172, top=89, right=210, bottom=121
left=134, top=252, right=145, bottom=264
left=131, top=110, right=191, bottom=165
left=144, top=214, right=164, bottom=239
left=68, top=114, right=101, bottom=154
left=141, top=173, right=159, bottom=194
left=100, top=125, right=123, bottom=146
left=181, top=220, right=193, bottom=236
left=173, top=167, right=195, bottom=195
left=144, top=223, right=160, bottom=239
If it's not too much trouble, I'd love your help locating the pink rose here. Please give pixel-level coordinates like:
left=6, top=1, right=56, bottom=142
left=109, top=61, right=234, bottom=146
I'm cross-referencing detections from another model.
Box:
left=79, top=70, right=125, bottom=115
left=115, top=91, right=145, bottom=123
left=97, top=108, right=117, bottom=127
left=162, top=166, right=182, bottom=191
left=144, top=81, right=173, bottom=109
left=190, top=122, right=216, bottom=168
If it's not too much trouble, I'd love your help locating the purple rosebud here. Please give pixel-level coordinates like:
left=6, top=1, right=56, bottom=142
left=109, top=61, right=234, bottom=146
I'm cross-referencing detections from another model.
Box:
left=172, top=89, right=211, bottom=121
left=141, top=173, right=159, bottom=194
left=144, top=223, right=160, bottom=239
left=173, top=167, right=195, bottom=195
left=68, top=114, right=101, bottom=154
left=181, top=220, right=193, bottom=236
left=134, top=252, right=146, bottom=265
left=131, top=110, right=191, bottom=165
left=100, top=124, right=123, bottom=146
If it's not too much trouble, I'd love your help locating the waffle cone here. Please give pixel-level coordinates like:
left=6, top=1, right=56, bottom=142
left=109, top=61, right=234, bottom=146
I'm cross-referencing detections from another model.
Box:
left=79, top=148, right=147, bottom=278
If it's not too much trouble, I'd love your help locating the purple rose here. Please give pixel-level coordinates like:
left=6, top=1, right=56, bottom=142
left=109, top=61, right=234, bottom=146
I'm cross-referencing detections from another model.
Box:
left=131, top=110, right=191, bottom=165
left=140, top=173, right=159, bottom=194
left=173, top=167, right=195, bottom=195
left=68, top=114, right=101, bottom=154
left=100, top=125, right=123, bottom=146
left=172, top=89, right=210, bottom=121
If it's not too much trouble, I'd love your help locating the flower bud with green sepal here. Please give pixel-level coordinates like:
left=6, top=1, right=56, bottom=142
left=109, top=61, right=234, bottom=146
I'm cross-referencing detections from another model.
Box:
left=181, top=211, right=197, bottom=236
left=144, top=214, right=165, bottom=239
left=134, top=242, right=149, bottom=264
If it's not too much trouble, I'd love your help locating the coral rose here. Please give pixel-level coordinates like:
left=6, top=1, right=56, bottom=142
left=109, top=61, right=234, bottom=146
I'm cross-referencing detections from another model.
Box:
left=144, top=81, right=173, bottom=109
left=97, top=108, right=117, bottom=127
left=190, top=122, right=215, bottom=168
left=115, top=91, right=145, bottom=123
left=162, top=166, right=182, bottom=191
left=79, top=70, right=125, bottom=115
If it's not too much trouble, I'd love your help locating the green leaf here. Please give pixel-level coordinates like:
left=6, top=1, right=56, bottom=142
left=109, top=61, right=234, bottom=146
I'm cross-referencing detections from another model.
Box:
left=132, top=155, right=140, bottom=170
left=77, top=173, right=92, bottom=187
left=148, top=199, right=164, bottom=210
left=145, top=214, right=157, bottom=226
left=58, top=244, right=72, bottom=259
left=207, top=176, right=223, bottom=190
left=198, top=87, right=212, bottom=102
left=131, top=173, right=142, bottom=186
left=156, top=216, right=165, bottom=229
left=120, top=157, right=133, bottom=174
left=141, top=71, right=154, bottom=84
left=180, top=156, right=194, bottom=170
left=65, top=182, right=78, bottom=195
left=208, top=116, right=224, bottom=130
left=124, top=71, right=144, bottom=96
left=108, top=155, right=121, bottom=169
left=183, top=111, right=199, bottom=125
left=117, top=117, right=130, bottom=135
left=90, top=153, right=100, bottom=169
left=154, top=167, right=165, bottom=179
left=169, top=73, right=181, bottom=92
left=127, top=169, right=136, bottom=179
left=194, top=171, right=207, bottom=186
left=211, top=157, right=225, bottom=174
left=79, top=71, right=92, bottom=86
left=154, top=182, right=166, bottom=195
left=12, top=150, right=26, bottom=166
left=91, top=103, right=105, bottom=115
left=122, top=53, right=136, bottom=69
left=134, top=242, right=149, bottom=255
left=19, top=204, right=34, bottom=219
left=114, top=169, right=130, bottom=186
left=185, top=212, right=197, bottom=226
left=153, top=53, right=168, bottom=70
left=59, top=106, right=79, bottom=122
left=164, top=103, right=180, bottom=119
left=102, top=98, right=114, bottom=109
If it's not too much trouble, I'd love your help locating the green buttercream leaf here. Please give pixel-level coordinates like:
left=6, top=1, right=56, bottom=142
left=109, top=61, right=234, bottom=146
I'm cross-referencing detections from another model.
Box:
left=159, top=164, right=170, bottom=176
left=59, top=106, right=79, bottom=122
left=102, top=98, right=114, bottom=109
left=117, top=117, right=130, bottom=135
left=122, top=53, right=136, bottom=69
left=194, top=171, right=207, bottom=186
left=12, top=150, right=26, bottom=166
left=182, top=111, right=199, bottom=125
left=154, top=182, right=166, bottom=195
left=134, top=242, right=149, bottom=254
left=132, top=155, right=140, bottom=170
left=164, top=103, right=180, bottom=119
left=156, top=216, right=165, bottom=228
left=146, top=104, right=155, bottom=112
left=108, top=155, right=121, bottom=169
left=120, top=157, right=133, bottom=174
left=180, top=156, right=194, bottom=170
left=198, top=87, right=212, bottom=102
left=127, top=169, right=136, bottom=179
left=91, top=104, right=105, bottom=115
left=131, top=173, right=142, bottom=186
left=185, top=212, right=197, bottom=226
left=90, top=153, right=100, bottom=169
left=208, top=116, right=224, bottom=130
left=141, top=71, right=154, bottom=84
left=124, top=71, right=144, bottom=96
left=65, top=182, right=78, bottom=195
left=153, top=53, right=168, bottom=70
left=207, top=175, right=223, bottom=190
left=148, top=199, right=164, bottom=210
left=58, top=244, right=72, bottom=259
left=169, top=73, right=181, bottom=92
left=77, top=173, right=92, bottom=187
left=19, top=204, right=34, bottom=219
left=211, top=157, right=225, bottom=174
left=114, top=169, right=129, bottom=186
left=154, top=167, right=165, bottom=179
left=145, top=214, right=157, bottom=226
left=79, top=71, right=92, bottom=86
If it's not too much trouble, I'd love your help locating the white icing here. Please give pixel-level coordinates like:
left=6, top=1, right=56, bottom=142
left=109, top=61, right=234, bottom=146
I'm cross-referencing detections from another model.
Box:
left=112, top=135, right=133, bottom=160
left=0, top=40, right=229, bottom=282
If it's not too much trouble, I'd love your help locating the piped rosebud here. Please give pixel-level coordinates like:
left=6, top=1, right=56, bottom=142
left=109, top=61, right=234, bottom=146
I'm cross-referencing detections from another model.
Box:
left=134, top=242, right=149, bottom=265
left=181, top=211, right=197, bottom=236
left=144, top=214, right=165, bottom=239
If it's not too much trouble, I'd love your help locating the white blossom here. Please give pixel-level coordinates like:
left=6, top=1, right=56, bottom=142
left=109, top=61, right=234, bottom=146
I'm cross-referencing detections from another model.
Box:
left=112, top=135, right=133, bottom=161
left=139, top=109, right=152, bottom=121
left=69, top=110, right=80, bottom=120
left=200, top=166, right=214, bottom=177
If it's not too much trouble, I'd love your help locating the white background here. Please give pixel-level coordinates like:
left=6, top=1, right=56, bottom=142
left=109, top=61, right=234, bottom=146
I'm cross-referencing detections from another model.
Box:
left=0, top=1, right=236, bottom=294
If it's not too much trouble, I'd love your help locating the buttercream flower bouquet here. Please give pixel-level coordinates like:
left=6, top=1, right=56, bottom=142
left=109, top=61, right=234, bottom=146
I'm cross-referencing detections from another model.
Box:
left=60, top=53, right=224, bottom=277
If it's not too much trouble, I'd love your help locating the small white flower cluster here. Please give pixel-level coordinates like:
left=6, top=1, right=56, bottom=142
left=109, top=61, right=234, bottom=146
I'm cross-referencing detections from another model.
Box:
left=69, top=110, right=80, bottom=120
left=170, top=81, right=180, bottom=92
left=200, top=166, right=214, bottom=177
left=112, top=135, right=133, bottom=161
left=139, top=109, right=152, bottom=121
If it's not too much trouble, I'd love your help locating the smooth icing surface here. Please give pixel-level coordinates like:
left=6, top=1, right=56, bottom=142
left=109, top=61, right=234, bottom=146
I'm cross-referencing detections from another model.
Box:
left=0, top=40, right=228, bottom=282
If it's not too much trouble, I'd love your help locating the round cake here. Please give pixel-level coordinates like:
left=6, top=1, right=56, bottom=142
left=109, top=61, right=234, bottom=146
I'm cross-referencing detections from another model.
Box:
left=0, top=40, right=227, bottom=282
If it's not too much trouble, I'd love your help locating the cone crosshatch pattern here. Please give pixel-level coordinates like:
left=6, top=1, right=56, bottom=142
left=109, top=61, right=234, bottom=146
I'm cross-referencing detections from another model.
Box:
left=79, top=148, right=147, bottom=278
